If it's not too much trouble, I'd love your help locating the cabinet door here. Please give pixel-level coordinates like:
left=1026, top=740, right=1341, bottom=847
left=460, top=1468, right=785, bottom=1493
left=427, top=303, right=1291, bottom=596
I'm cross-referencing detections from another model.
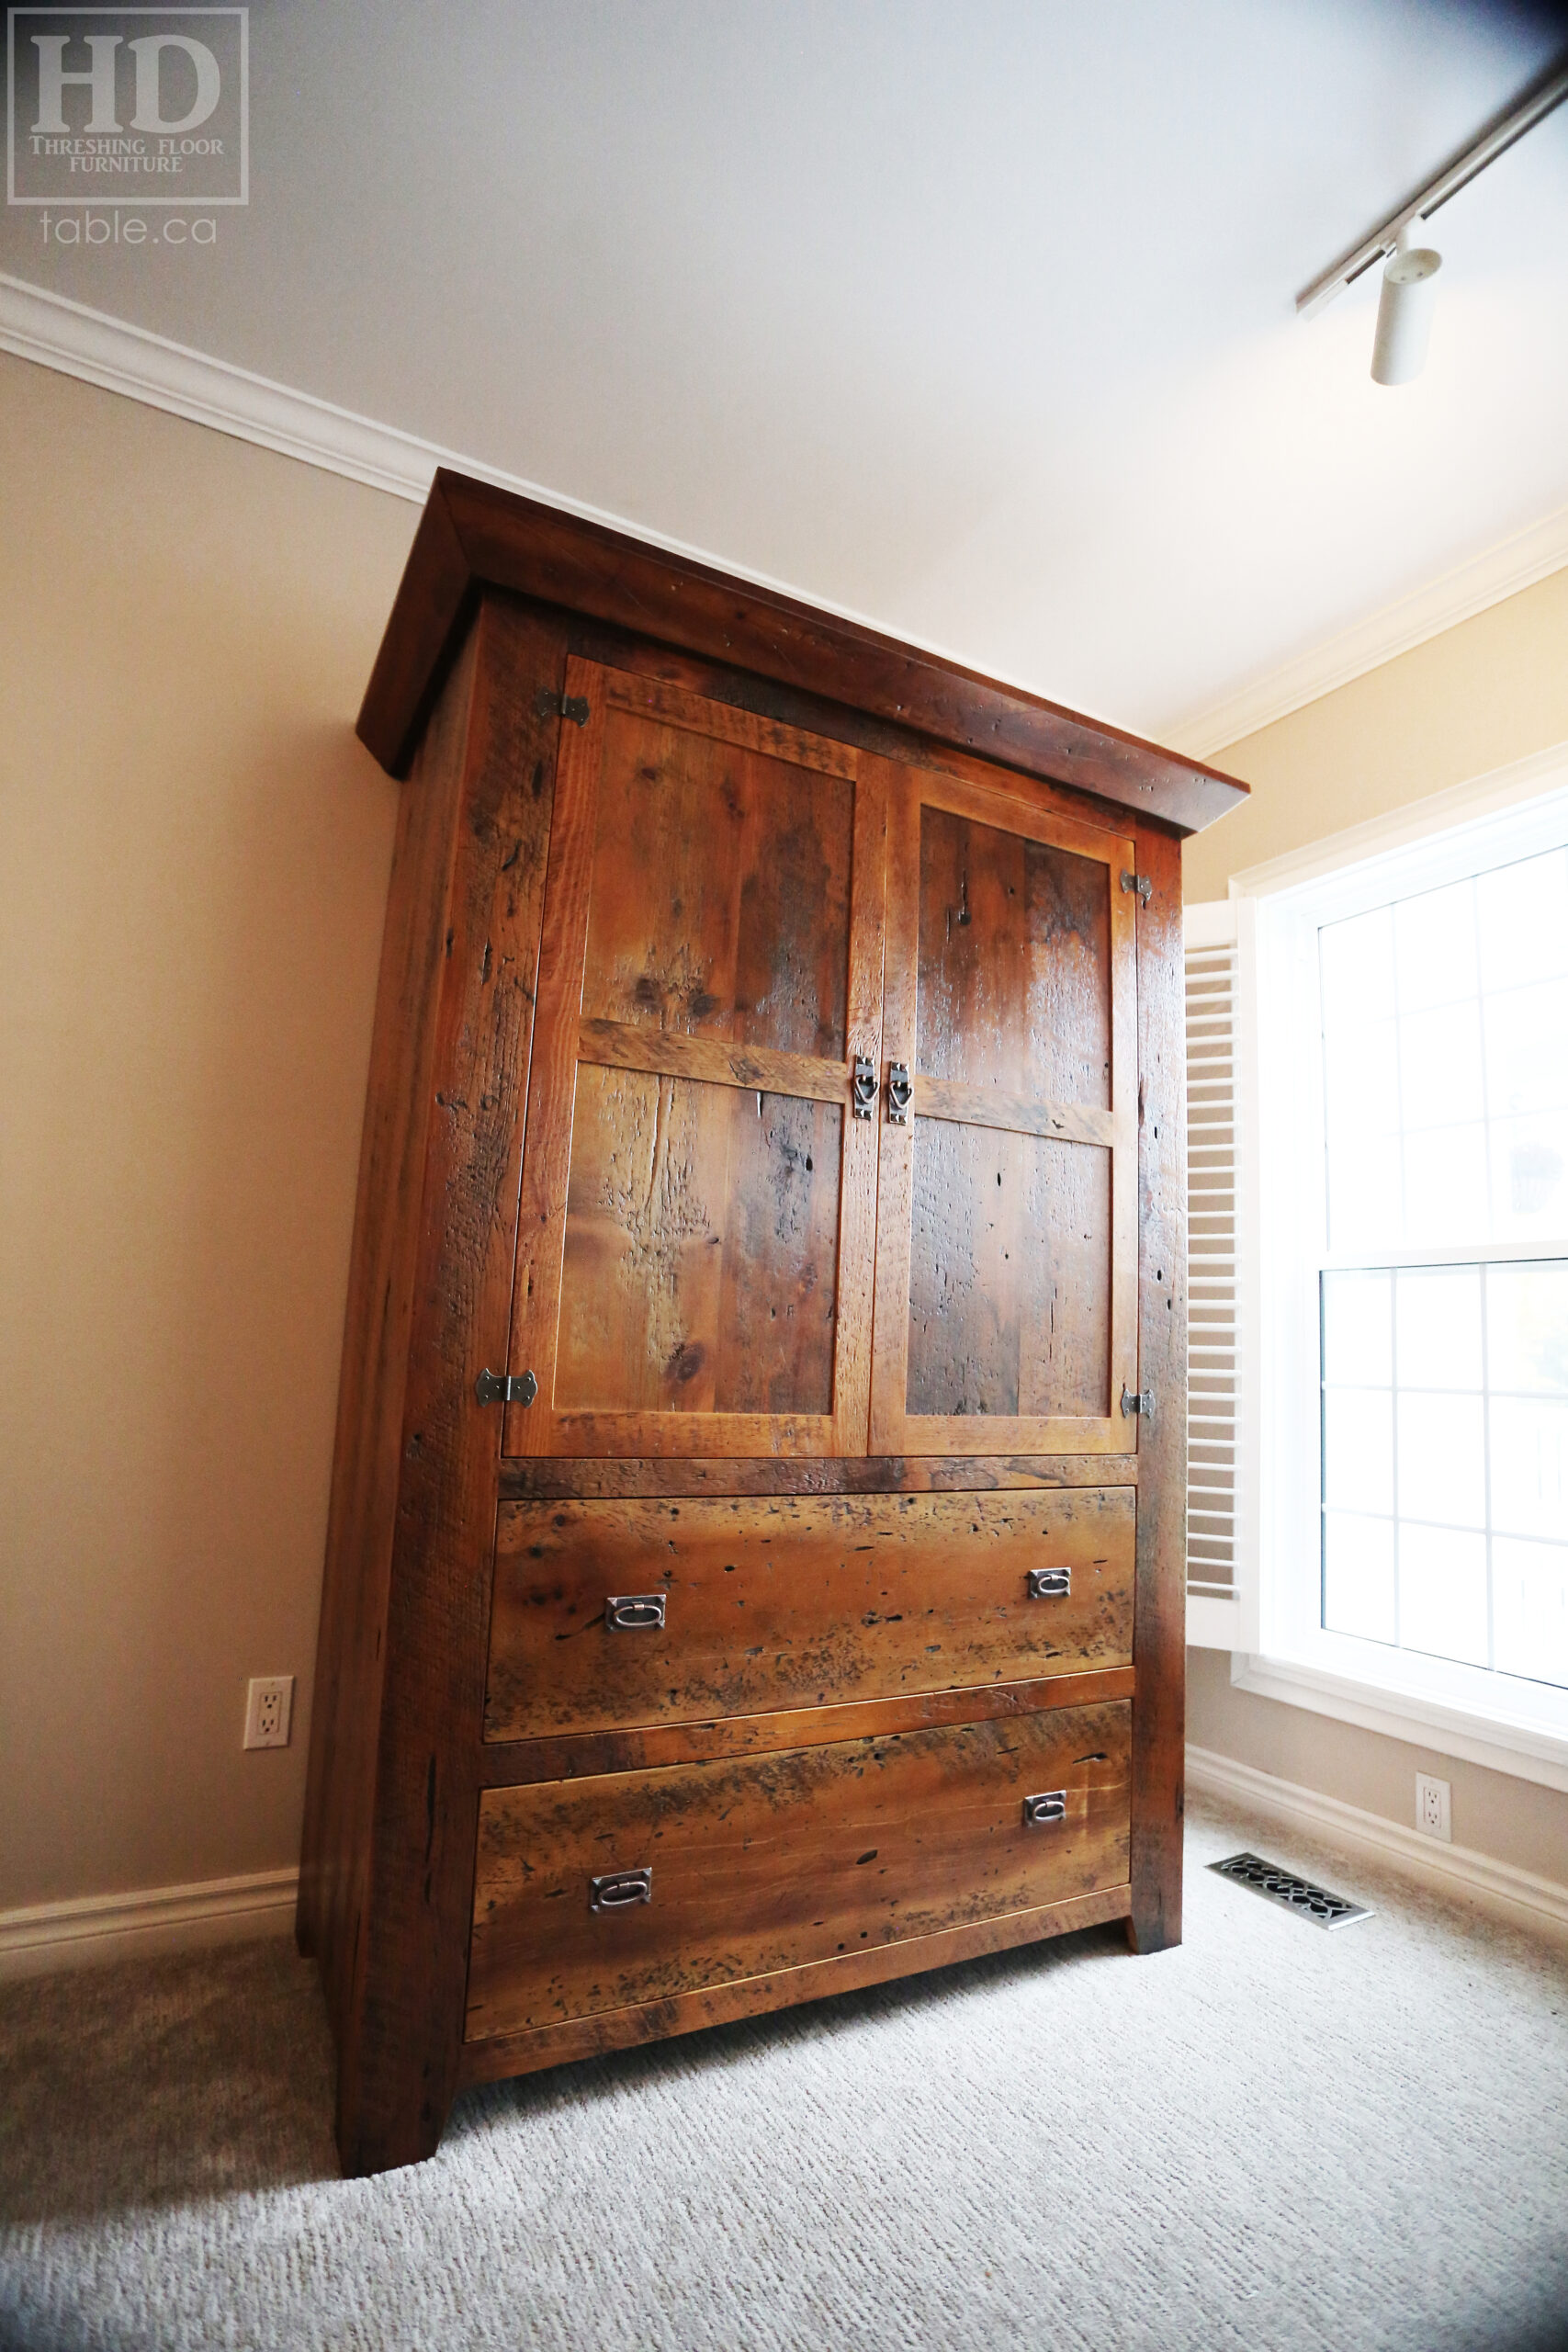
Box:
left=504, top=661, right=886, bottom=1456
left=870, top=763, right=1139, bottom=1455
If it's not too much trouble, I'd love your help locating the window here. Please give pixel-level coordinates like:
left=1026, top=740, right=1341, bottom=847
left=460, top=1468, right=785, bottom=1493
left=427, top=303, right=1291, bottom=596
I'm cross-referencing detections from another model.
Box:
left=1190, top=760, right=1568, bottom=1788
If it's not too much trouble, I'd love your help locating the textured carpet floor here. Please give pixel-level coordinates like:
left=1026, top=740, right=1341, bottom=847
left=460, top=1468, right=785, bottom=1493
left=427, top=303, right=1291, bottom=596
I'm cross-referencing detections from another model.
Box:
left=2, top=1793, right=1565, bottom=2352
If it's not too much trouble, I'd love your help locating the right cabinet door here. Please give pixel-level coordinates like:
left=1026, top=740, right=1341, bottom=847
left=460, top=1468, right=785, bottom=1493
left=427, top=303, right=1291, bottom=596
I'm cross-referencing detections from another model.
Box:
left=870, top=762, right=1140, bottom=1455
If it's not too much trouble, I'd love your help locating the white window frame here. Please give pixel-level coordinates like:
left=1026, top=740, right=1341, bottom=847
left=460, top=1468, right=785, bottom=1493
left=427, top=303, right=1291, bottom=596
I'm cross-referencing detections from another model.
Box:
left=1218, top=739, right=1568, bottom=1795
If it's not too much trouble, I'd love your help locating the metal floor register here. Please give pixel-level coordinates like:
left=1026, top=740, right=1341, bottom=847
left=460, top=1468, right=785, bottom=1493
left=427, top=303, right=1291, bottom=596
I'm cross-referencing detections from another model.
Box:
left=1210, top=1851, right=1373, bottom=1929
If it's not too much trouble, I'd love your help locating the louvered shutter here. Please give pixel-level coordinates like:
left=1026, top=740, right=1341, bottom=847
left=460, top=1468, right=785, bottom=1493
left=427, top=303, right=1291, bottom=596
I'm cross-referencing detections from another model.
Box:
left=1184, top=901, right=1250, bottom=1648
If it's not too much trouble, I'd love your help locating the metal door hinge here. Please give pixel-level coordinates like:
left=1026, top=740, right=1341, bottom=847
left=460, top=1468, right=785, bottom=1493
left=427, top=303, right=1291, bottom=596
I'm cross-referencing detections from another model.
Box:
left=1120, top=1384, right=1154, bottom=1419
left=1022, top=1791, right=1067, bottom=1827
left=852, top=1054, right=877, bottom=1121
left=1121, top=870, right=1153, bottom=908
left=536, top=688, right=591, bottom=726
left=886, top=1061, right=913, bottom=1124
left=1027, top=1566, right=1071, bottom=1599
left=475, top=1367, right=538, bottom=1408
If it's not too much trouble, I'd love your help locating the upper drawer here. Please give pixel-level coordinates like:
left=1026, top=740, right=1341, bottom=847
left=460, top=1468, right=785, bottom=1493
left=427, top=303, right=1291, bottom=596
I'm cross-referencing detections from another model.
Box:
left=485, top=1486, right=1134, bottom=1743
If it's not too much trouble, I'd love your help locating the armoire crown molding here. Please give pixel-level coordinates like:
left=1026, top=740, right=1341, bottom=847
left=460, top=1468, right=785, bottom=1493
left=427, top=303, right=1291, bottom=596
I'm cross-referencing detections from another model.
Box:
left=5, top=270, right=1566, bottom=766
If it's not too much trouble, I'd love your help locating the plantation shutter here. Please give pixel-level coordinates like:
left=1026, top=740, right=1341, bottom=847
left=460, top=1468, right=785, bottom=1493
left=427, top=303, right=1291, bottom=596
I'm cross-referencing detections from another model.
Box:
left=1184, top=901, right=1250, bottom=1648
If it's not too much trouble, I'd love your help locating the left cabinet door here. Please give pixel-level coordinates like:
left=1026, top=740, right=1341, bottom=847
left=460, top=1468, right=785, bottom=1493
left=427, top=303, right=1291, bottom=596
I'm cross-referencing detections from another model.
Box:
left=503, top=660, right=887, bottom=1457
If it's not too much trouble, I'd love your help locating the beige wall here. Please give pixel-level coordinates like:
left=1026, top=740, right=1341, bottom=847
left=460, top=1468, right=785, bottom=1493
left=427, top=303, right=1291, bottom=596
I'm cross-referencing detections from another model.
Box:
left=1183, top=563, right=1568, bottom=900
left=0, top=354, right=415, bottom=1908
left=1183, top=564, right=1568, bottom=1886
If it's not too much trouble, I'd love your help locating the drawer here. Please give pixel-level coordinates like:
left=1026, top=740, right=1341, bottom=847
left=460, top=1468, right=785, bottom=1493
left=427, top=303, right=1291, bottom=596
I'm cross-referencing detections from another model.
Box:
left=466, top=1699, right=1130, bottom=2039
left=485, top=1487, right=1134, bottom=1741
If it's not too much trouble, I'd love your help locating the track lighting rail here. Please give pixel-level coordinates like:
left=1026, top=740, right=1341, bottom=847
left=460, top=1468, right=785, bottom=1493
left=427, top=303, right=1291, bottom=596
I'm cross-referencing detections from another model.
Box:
left=1296, top=52, right=1568, bottom=319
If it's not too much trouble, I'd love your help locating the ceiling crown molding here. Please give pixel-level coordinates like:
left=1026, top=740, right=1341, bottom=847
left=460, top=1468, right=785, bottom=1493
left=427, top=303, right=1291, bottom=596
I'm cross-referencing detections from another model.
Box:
left=1164, top=499, right=1568, bottom=758
left=6, top=271, right=1566, bottom=764
left=0, top=269, right=448, bottom=501
left=1, top=270, right=1140, bottom=740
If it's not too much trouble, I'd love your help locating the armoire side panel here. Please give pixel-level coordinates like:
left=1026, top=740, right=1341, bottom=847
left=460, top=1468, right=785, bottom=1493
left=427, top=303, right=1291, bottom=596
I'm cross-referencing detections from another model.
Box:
left=1128, top=820, right=1188, bottom=1954
left=311, top=597, right=571, bottom=2175
left=297, top=618, right=479, bottom=2032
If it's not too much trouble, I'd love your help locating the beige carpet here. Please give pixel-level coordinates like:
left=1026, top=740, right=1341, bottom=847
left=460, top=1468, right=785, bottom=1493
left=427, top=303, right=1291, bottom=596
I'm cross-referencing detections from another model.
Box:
left=3, top=1794, right=1565, bottom=2352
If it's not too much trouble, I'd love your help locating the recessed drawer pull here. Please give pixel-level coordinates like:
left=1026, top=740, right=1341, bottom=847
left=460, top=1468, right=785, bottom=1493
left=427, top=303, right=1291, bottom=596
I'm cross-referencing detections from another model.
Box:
left=590, top=1868, right=652, bottom=1913
left=1022, top=1790, right=1067, bottom=1828
left=1027, top=1566, right=1071, bottom=1599
left=604, top=1592, right=667, bottom=1632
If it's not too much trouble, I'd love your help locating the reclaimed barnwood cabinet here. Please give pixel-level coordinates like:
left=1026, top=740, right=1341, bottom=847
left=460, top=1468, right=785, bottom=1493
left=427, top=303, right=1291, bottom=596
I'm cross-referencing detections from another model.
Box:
left=298, top=469, right=1246, bottom=2175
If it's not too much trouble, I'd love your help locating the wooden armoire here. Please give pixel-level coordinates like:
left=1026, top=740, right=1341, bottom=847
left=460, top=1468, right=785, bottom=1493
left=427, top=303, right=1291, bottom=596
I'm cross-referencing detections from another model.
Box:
left=299, top=469, right=1246, bottom=2176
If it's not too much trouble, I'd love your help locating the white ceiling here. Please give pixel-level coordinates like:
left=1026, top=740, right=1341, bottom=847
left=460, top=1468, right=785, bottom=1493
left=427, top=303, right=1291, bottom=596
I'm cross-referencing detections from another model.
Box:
left=6, top=0, right=1567, bottom=749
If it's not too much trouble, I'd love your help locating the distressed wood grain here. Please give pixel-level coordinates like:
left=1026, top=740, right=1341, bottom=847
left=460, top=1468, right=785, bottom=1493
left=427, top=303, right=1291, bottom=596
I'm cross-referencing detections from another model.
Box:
left=484, top=1487, right=1135, bottom=1741
left=508, top=661, right=886, bottom=1455
left=1127, top=822, right=1187, bottom=1957
left=467, top=1701, right=1132, bottom=2040
left=456, top=1880, right=1134, bottom=2087
left=359, top=472, right=1248, bottom=834
left=305, top=595, right=569, bottom=2176
left=497, top=1453, right=1139, bottom=1499
left=476, top=1665, right=1138, bottom=1784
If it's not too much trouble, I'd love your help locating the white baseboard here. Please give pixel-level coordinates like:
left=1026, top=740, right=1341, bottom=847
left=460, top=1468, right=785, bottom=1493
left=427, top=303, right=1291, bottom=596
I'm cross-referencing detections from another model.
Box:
left=1187, top=1745, right=1568, bottom=1944
left=0, top=1866, right=299, bottom=1981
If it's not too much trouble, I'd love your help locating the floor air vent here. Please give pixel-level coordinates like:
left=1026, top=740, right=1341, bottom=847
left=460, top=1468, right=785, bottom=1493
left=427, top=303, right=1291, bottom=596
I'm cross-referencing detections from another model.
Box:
left=1210, top=1851, right=1372, bottom=1929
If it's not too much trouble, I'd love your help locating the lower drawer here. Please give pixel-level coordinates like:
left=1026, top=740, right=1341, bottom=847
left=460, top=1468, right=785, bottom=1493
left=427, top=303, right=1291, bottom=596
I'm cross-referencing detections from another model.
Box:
left=466, top=1699, right=1130, bottom=2041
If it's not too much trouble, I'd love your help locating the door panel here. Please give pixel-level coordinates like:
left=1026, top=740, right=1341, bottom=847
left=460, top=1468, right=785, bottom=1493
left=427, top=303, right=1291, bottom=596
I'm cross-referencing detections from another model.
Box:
left=917, top=807, right=1112, bottom=1104
left=907, top=1122, right=1111, bottom=1419
left=555, top=1072, right=843, bottom=1417
left=505, top=662, right=886, bottom=1455
left=872, top=767, right=1139, bottom=1455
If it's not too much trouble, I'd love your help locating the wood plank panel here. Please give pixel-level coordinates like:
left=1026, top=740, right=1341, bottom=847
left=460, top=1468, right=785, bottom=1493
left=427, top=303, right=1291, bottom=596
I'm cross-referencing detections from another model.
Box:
left=1127, top=822, right=1187, bottom=1958
left=297, top=619, right=479, bottom=2020
left=580, top=694, right=854, bottom=1059
left=508, top=659, right=886, bottom=1458
left=466, top=1702, right=1132, bottom=2040
left=498, top=1454, right=1139, bottom=1499
left=906, top=1125, right=1112, bottom=1420
left=485, top=1487, right=1134, bottom=1741
left=871, top=763, right=1138, bottom=1456
left=553, top=1071, right=843, bottom=1418
left=577, top=1018, right=851, bottom=1104
left=911, top=1075, right=1114, bottom=1147
left=457, top=1881, right=1134, bottom=2086
left=479, top=1667, right=1138, bottom=1786
left=317, top=597, right=570, bottom=2176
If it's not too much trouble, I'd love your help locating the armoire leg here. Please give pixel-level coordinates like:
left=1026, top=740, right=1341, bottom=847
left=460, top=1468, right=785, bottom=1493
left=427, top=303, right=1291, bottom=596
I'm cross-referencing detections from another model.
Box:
left=333, top=2041, right=455, bottom=2179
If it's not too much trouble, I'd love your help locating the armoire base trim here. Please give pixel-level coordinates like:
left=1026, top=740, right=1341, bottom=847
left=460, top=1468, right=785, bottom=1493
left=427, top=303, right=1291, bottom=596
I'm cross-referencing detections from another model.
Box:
left=456, top=1881, right=1134, bottom=2088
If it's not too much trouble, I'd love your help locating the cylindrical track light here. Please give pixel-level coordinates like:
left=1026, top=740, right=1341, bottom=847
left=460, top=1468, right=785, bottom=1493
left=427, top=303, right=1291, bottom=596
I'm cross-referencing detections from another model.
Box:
left=1370, top=223, right=1442, bottom=386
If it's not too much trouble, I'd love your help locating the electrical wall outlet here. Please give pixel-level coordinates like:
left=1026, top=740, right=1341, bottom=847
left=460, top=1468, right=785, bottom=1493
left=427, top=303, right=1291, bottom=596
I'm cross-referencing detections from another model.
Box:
left=243, top=1675, right=295, bottom=1750
left=1416, top=1772, right=1451, bottom=1843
